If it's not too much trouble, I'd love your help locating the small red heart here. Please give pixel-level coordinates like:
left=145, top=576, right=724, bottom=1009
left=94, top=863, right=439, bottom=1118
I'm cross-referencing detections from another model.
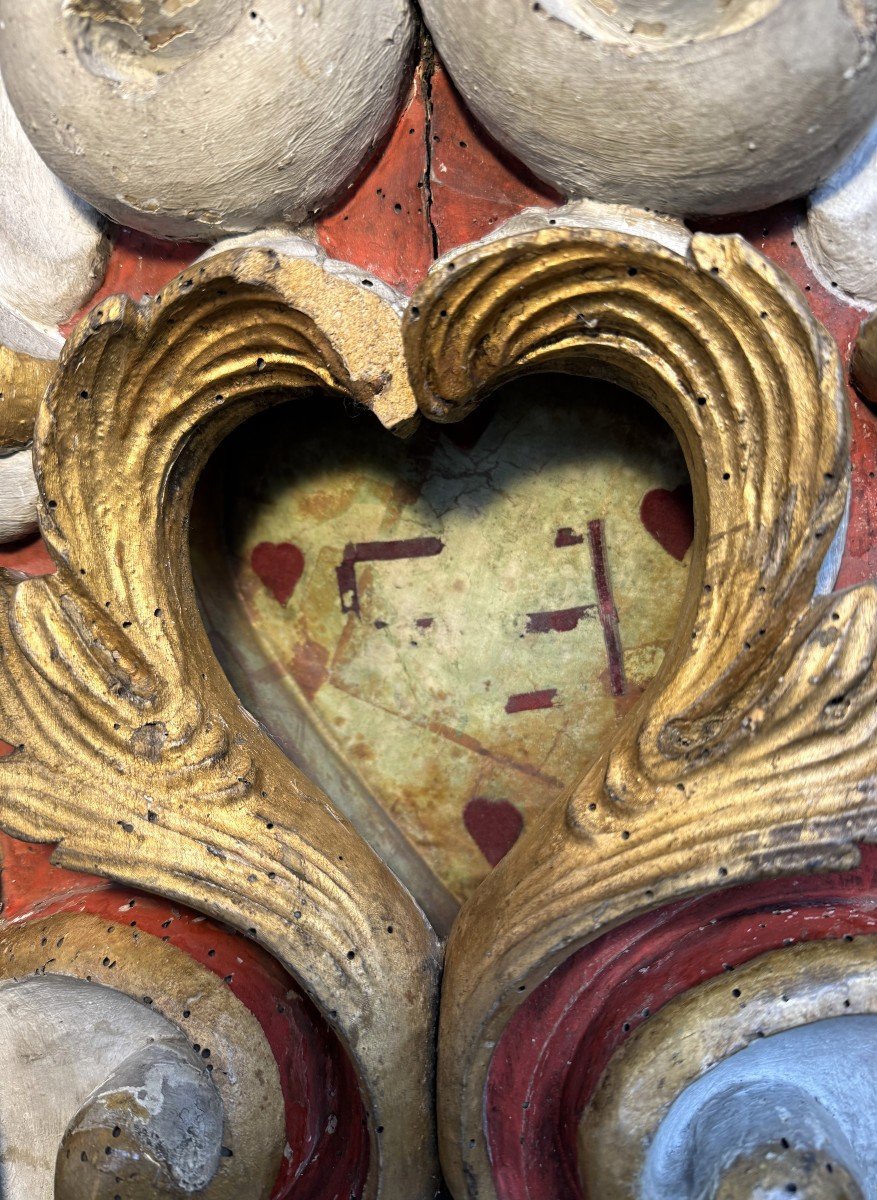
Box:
left=640, top=484, right=694, bottom=562
left=251, top=541, right=305, bottom=607
left=464, top=798, right=524, bottom=867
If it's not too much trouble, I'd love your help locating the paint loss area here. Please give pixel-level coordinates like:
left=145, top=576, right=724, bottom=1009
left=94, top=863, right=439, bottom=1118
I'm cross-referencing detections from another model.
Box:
left=193, top=375, right=691, bottom=899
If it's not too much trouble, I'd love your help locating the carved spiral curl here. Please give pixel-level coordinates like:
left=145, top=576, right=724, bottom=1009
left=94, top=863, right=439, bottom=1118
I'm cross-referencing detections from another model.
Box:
left=0, top=912, right=283, bottom=1200
left=581, top=937, right=877, bottom=1198
left=1, top=219, right=875, bottom=1200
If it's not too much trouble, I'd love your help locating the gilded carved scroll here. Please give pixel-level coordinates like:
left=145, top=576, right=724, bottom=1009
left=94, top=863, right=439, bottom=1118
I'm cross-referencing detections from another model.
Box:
left=0, top=218, right=875, bottom=1199
left=405, top=222, right=877, bottom=1197
left=0, top=246, right=439, bottom=1200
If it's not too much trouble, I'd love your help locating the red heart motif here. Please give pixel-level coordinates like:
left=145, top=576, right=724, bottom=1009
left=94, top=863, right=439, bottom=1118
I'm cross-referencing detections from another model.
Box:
left=639, top=484, right=694, bottom=562
left=463, top=798, right=524, bottom=867
left=251, top=541, right=305, bottom=607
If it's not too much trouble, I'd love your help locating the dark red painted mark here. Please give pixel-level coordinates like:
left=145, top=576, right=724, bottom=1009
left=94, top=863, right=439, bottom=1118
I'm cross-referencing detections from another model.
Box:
left=640, top=483, right=695, bottom=561
left=415, top=616, right=435, bottom=629
left=555, top=527, right=585, bottom=548
left=587, top=519, right=625, bottom=698
left=526, top=605, right=595, bottom=634
left=336, top=537, right=444, bottom=617
left=251, top=542, right=305, bottom=607
left=463, top=798, right=524, bottom=867
left=505, top=689, right=557, bottom=714
left=290, top=638, right=330, bottom=701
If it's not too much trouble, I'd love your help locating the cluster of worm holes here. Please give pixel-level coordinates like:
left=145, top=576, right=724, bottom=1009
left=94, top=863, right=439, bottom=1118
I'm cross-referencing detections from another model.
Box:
left=13, top=915, right=246, bottom=1185
left=610, top=933, right=859, bottom=1038
left=38, top=219, right=862, bottom=1190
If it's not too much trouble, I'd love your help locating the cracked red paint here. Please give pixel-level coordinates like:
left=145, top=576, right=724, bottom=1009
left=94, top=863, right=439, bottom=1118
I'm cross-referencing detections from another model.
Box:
left=61, top=227, right=203, bottom=336
left=526, top=605, right=596, bottom=634
left=428, top=63, right=561, bottom=254
left=335, top=536, right=444, bottom=617
left=317, top=62, right=434, bottom=294
left=505, top=689, right=558, bottom=714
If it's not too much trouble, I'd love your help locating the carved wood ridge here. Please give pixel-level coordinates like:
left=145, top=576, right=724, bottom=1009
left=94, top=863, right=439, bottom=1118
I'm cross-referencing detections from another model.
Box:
left=0, top=246, right=438, bottom=1200
left=0, top=224, right=872, bottom=1198
left=403, top=224, right=875, bottom=1198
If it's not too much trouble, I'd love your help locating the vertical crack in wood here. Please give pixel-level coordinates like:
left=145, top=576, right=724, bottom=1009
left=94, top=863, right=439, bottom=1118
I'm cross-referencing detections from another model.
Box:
left=421, top=30, right=440, bottom=262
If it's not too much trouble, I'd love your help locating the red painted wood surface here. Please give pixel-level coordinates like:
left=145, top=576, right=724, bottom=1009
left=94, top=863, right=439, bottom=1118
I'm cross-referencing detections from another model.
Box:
left=318, top=61, right=559, bottom=287
left=0, top=831, right=369, bottom=1199
left=1, top=30, right=876, bottom=1200
left=426, top=64, right=561, bottom=254
left=0, top=532, right=55, bottom=576
left=318, top=62, right=434, bottom=295
left=60, top=227, right=203, bottom=337
left=487, top=846, right=877, bottom=1200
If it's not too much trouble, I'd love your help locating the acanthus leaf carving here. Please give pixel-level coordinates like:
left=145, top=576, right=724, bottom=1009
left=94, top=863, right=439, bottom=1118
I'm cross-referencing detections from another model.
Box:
left=403, top=221, right=877, bottom=1199
left=0, top=244, right=438, bottom=1200
left=1, top=219, right=875, bottom=1200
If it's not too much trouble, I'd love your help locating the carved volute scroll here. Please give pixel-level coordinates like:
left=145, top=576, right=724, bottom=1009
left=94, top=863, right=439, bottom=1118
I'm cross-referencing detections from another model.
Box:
left=0, top=911, right=286, bottom=1199
left=580, top=937, right=877, bottom=1197
left=418, top=0, right=877, bottom=216
left=404, top=223, right=877, bottom=1197
left=0, top=245, right=439, bottom=1199
left=3, top=213, right=876, bottom=1200
left=0, top=0, right=417, bottom=240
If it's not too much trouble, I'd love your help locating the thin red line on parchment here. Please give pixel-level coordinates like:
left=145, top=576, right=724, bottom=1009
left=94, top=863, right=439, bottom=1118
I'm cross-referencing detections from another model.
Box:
left=588, top=519, right=626, bottom=697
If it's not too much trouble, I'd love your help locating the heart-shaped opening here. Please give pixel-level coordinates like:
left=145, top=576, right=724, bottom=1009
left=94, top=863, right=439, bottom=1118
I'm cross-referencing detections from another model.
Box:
left=191, top=371, right=693, bottom=925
